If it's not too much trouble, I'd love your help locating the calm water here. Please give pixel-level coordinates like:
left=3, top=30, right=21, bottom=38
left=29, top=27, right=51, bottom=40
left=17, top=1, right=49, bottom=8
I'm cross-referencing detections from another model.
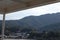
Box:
left=4, top=39, right=35, bottom=40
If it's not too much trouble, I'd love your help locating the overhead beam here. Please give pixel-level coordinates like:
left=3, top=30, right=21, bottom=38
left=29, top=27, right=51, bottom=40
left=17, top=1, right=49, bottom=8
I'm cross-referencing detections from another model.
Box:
left=0, top=0, right=60, bottom=14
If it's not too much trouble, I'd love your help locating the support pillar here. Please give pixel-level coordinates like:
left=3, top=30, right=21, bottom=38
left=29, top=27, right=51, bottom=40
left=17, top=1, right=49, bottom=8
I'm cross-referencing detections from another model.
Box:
left=1, top=13, right=5, bottom=40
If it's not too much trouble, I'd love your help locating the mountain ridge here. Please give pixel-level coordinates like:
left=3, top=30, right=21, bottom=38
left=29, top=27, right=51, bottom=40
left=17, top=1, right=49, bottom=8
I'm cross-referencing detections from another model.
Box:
left=0, top=12, right=60, bottom=32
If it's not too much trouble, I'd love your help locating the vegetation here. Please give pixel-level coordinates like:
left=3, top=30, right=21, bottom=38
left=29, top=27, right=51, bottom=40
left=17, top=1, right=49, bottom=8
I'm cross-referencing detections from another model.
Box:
left=28, top=31, right=60, bottom=40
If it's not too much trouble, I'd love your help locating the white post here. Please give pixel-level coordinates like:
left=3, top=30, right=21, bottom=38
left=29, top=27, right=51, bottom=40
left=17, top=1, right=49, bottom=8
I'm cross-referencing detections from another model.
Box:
left=1, top=13, right=5, bottom=40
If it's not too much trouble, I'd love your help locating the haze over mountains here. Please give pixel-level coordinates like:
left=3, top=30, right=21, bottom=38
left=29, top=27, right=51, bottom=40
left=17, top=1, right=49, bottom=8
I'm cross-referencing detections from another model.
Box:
left=0, top=12, right=60, bottom=32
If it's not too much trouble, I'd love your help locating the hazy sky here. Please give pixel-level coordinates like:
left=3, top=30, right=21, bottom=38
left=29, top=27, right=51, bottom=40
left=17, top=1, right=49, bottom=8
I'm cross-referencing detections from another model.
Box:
left=0, top=2, right=60, bottom=20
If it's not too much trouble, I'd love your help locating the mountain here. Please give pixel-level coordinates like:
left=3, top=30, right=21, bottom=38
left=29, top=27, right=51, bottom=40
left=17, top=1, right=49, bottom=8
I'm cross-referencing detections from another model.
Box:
left=0, top=12, right=60, bottom=32
left=19, top=12, right=60, bottom=29
left=40, top=23, right=60, bottom=32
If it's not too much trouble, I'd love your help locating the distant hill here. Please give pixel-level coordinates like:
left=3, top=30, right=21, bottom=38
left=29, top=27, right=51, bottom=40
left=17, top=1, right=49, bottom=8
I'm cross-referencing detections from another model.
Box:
left=40, top=23, right=60, bottom=32
left=19, top=12, right=60, bottom=29
left=0, top=12, right=60, bottom=32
